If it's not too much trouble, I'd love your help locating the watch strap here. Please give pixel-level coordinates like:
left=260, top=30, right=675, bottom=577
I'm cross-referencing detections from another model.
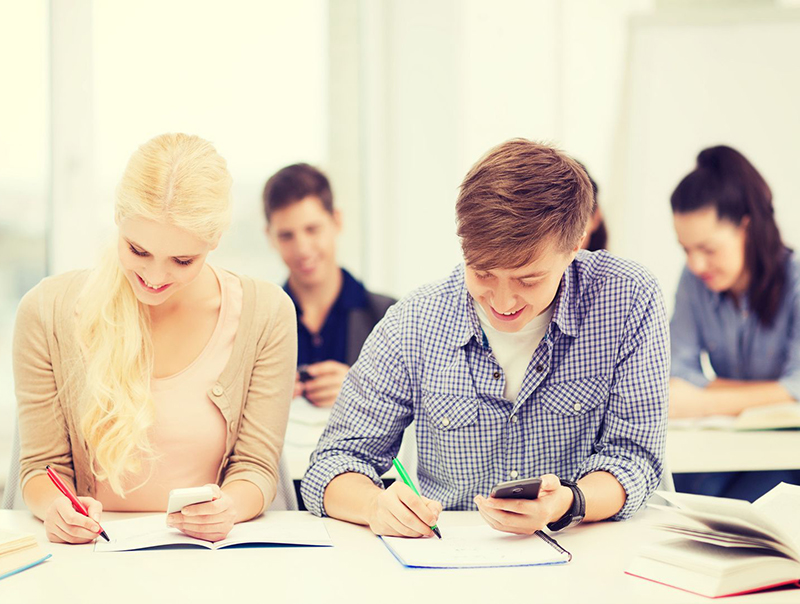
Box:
left=546, top=479, right=586, bottom=532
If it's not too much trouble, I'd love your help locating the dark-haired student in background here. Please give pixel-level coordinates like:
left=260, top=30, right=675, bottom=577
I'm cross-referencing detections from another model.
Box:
left=669, top=145, right=800, bottom=501
left=578, top=165, right=608, bottom=252
left=263, top=164, right=396, bottom=407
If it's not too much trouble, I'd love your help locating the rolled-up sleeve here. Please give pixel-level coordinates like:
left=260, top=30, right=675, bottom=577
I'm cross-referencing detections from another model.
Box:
left=579, top=280, right=670, bottom=520
left=670, top=267, right=709, bottom=388
left=300, top=306, right=414, bottom=517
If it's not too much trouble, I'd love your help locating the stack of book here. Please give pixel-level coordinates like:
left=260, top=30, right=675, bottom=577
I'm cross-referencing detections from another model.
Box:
left=0, top=531, right=51, bottom=581
left=627, top=483, right=800, bottom=598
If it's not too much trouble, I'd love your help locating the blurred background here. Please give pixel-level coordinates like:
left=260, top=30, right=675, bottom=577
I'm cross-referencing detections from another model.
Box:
left=2, top=0, right=800, bottom=496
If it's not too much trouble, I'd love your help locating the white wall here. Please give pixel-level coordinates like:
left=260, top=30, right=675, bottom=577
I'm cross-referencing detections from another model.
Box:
left=355, top=0, right=655, bottom=299
left=50, top=0, right=329, bottom=285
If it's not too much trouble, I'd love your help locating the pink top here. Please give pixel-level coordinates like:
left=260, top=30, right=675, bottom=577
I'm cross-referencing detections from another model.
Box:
left=95, top=267, right=243, bottom=511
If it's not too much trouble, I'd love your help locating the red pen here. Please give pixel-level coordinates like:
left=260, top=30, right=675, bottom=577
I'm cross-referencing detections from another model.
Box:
left=46, top=465, right=110, bottom=542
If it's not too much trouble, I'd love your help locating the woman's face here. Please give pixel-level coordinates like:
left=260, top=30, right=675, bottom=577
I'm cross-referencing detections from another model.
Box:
left=673, top=207, right=748, bottom=294
left=117, top=217, right=217, bottom=306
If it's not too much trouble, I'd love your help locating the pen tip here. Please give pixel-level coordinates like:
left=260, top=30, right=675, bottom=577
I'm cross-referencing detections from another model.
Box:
left=432, top=527, right=442, bottom=539
left=100, top=531, right=110, bottom=542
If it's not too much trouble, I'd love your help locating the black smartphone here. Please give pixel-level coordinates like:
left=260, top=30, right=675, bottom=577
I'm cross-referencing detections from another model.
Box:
left=297, top=365, right=313, bottom=383
left=490, top=477, right=541, bottom=500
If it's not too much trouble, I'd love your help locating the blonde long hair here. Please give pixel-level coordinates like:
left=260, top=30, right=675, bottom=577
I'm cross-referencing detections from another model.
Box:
left=77, top=133, right=232, bottom=495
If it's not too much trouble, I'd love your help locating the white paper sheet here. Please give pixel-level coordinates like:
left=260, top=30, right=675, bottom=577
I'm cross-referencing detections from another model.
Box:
left=380, top=524, right=570, bottom=568
left=94, top=513, right=332, bottom=552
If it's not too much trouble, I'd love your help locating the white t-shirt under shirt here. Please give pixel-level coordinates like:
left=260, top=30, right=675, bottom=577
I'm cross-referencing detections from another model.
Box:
left=473, top=300, right=554, bottom=401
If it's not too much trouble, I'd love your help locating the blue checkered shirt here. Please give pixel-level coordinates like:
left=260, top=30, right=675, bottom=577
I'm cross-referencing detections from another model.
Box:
left=301, top=250, right=670, bottom=520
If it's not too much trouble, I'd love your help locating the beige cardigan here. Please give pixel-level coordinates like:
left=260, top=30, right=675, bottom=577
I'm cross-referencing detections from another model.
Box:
left=12, top=269, right=297, bottom=514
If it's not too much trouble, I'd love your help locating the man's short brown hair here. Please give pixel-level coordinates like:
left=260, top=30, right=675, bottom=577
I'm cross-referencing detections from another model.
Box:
left=456, top=139, right=594, bottom=270
left=263, top=163, right=334, bottom=221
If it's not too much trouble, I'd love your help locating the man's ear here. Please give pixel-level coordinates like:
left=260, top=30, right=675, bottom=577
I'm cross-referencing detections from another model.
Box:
left=265, top=224, right=277, bottom=250
left=333, top=208, right=343, bottom=232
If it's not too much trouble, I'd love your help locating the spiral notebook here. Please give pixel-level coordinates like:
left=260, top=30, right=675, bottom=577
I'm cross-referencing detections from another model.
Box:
left=380, top=524, right=571, bottom=569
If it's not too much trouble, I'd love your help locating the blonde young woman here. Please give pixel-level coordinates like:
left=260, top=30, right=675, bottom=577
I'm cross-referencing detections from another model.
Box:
left=13, top=133, right=296, bottom=543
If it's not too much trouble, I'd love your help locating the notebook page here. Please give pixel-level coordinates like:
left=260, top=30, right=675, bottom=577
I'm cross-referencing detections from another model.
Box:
left=754, top=483, right=800, bottom=552
left=94, top=515, right=208, bottom=552
left=381, top=524, right=569, bottom=568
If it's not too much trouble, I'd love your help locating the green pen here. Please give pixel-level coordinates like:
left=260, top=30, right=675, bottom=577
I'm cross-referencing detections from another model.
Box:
left=391, top=457, right=442, bottom=539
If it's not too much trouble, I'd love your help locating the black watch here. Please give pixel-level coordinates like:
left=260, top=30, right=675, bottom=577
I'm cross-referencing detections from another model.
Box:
left=546, top=479, right=585, bottom=532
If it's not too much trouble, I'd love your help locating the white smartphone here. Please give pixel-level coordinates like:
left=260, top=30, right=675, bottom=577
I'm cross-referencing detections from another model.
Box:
left=166, top=485, right=216, bottom=515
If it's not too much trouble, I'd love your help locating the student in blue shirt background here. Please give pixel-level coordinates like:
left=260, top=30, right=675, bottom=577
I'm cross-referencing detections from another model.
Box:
left=301, top=139, right=670, bottom=537
left=669, top=145, right=800, bottom=500
left=263, top=164, right=395, bottom=407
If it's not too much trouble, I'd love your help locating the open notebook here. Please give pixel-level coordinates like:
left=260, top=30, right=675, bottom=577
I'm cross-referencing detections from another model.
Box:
left=95, top=513, right=332, bottom=552
left=380, top=524, right=571, bottom=569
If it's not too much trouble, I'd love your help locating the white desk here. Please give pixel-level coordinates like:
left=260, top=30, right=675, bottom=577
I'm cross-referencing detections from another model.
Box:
left=667, top=428, right=800, bottom=473
left=1, top=509, right=796, bottom=604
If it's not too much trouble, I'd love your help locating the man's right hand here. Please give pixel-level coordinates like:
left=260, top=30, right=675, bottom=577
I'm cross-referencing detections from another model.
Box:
left=365, top=482, right=442, bottom=538
left=44, top=496, right=104, bottom=544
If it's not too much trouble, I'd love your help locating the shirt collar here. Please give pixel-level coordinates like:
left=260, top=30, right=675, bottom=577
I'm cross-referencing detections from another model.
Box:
left=283, top=267, right=368, bottom=318
left=550, top=263, right=579, bottom=338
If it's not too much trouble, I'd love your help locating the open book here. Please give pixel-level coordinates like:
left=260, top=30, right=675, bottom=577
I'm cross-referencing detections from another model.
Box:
left=0, top=531, right=51, bottom=581
left=381, top=524, right=571, bottom=569
left=627, top=483, right=800, bottom=598
left=94, top=513, right=332, bottom=552
left=670, top=402, right=800, bottom=431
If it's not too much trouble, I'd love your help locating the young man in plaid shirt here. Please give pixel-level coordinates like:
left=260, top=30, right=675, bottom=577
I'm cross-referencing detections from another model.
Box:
left=301, top=139, right=669, bottom=537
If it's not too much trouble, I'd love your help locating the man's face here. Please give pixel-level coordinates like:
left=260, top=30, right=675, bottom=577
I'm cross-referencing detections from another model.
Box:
left=267, top=196, right=341, bottom=288
left=465, top=238, right=579, bottom=333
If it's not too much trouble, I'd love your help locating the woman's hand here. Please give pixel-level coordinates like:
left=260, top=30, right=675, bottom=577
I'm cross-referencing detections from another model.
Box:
left=44, top=496, right=104, bottom=544
left=474, top=474, right=572, bottom=535
left=167, top=484, right=237, bottom=542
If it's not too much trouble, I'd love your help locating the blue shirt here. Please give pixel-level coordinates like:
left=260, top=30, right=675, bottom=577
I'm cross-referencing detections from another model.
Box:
left=284, top=268, right=368, bottom=366
left=670, top=254, right=800, bottom=400
left=301, top=250, right=670, bottom=520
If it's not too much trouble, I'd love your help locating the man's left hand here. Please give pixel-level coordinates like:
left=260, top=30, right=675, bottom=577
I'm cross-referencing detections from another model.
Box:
left=302, top=360, right=350, bottom=407
left=474, top=474, right=573, bottom=535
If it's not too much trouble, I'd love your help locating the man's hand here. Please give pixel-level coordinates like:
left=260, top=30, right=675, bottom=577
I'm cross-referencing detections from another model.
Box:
left=474, top=474, right=572, bottom=535
left=365, top=482, right=442, bottom=538
left=302, top=360, right=350, bottom=407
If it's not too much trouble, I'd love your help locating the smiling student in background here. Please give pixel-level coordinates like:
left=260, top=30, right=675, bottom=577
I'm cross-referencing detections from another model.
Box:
left=301, top=139, right=669, bottom=537
left=669, top=144, right=800, bottom=500
left=263, top=164, right=395, bottom=407
left=13, top=133, right=296, bottom=543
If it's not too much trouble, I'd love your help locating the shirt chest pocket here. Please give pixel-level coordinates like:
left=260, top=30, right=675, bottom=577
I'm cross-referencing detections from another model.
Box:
left=535, top=376, right=609, bottom=470
left=419, top=390, right=492, bottom=487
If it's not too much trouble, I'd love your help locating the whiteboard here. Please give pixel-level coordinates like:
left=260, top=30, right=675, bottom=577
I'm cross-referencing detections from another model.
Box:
left=612, top=8, right=800, bottom=314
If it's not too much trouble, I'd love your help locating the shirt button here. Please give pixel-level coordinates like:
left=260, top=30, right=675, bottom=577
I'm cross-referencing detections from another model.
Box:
left=510, top=415, right=518, bottom=424
left=441, top=417, right=450, bottom=427
left=573, top=403, right=582, bottom=412
left=212, top=385, right=224, bottom=397
left=535, top=365, right=544, bottom=373
left=229, top=421, right=236, bottom=433
left=493, top=371, right=500, bottom=379
left=509, top=470, right=519, bottom=479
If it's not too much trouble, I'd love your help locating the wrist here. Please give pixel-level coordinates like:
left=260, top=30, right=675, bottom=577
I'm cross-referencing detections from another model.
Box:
left=550, top=485, right=574, bottom=524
